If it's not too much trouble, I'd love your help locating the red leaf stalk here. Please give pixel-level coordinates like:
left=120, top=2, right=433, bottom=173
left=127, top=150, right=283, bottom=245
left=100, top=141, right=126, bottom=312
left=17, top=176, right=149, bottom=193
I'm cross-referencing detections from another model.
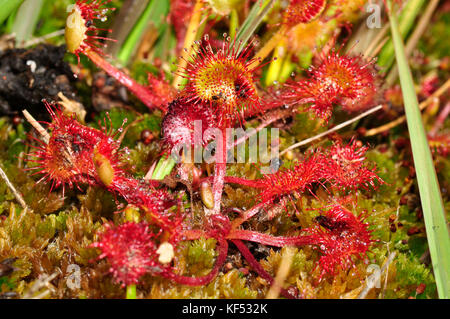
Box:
left=165, top=238, right=228, bottom=286
left=65, top=0, right=170, bottom=112
left=231, top=239, right=296, bottom=299
left=87, top=51, right=168, bottom=112
left=228, top=229, right=314, bottom=247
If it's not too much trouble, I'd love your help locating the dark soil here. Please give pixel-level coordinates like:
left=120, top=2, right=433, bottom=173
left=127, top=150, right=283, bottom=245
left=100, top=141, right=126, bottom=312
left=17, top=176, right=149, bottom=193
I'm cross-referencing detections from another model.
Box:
left=0, top=44, right=76, bottom=117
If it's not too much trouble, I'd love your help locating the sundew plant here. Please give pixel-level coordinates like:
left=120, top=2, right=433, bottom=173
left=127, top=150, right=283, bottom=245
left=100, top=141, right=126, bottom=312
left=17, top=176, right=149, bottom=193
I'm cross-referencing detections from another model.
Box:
left=0, top=0, right=449, bottom=299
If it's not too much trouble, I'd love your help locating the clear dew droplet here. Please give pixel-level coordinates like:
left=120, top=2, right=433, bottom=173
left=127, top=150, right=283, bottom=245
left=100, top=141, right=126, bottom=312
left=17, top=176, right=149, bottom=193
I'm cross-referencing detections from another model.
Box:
left=204, top=34, right=209, bottom=41
left=291, top=72, right=295, bottom=77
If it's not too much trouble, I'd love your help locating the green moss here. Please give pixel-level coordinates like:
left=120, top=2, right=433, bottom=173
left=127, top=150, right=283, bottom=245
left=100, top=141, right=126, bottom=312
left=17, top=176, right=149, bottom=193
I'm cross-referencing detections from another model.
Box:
left=393, top=253, right=437, bottom=299
left=290, top=112, right=324, bottom=143
left=419, top=11, right=450, bottom=59
left=0, top=0, right=445, bottom=299
left=218, top=269, right=258, bottom=299
left=184, top=238, right=218, bottom=276
left=262, top=247, right=315, bottom=286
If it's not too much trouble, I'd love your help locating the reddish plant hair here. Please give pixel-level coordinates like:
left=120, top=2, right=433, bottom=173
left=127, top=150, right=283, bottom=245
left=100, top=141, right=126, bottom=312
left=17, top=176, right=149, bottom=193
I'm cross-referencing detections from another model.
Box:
left=283, top=0, right=327, bottom=27
left=176, top=35, right=262, bottom=125
left=65, top=0, right=115, bottom=62
left=91, top=222, right=170, bottom=286
left=287, top=50, right=380, bottom=120
left=305, top=205, right=374, bottom=277
left=26, top=103, right=109, bottom=194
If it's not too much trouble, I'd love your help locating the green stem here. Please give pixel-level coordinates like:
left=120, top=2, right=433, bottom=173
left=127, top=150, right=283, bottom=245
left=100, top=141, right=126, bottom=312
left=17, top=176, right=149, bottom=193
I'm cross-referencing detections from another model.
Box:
left=279, top=52, right=294, bottom=83
left=235, top=0, right=275, bottom=54
left=378, top=0, right=426, bottom=71
left=265, top=41, right=285, bottom=87
left=117, top=0, right=170, bottom=65
left=151, top=156, right=176, bottom=180
left=387, top=0, right=450, bottom=299
left=229, top=8, right=239, bottom=39
left=126, top=284, right=136, bottom=299
left=0, top=0, right=23, bottom=25
left=105, top=0, right=150, bottom=57
left=11, top=0, right=44, bottom=45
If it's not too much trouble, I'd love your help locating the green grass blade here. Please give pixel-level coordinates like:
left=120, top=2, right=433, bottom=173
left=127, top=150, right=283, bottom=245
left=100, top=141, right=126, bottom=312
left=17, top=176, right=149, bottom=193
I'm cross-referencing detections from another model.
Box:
left=0, top=0, right=23, bottom=26
left=235, top=0, right=275, bottom=53
left=387, top=0, right=450, bottom=299
left=105, top=0, right=150, bottom=57
left=378, top=0, right=426, bottom=70
left=229, top=8, right=239, bottom=39
left=126, top=284, right=136, bottom=299
left=11, top=0, right=44, bottom=45
left=117, top=0, right=169, bottom=65
left=151, top=156, right=176, bottom=180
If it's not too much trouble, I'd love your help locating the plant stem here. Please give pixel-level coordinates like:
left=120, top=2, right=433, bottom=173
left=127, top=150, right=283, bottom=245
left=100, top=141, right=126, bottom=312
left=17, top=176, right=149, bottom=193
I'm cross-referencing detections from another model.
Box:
left=229, top=8, right=239, bottom=39
left=222, top=176, right=264, bottom=188
left=235, top=0, right=276, bottom=54
left=87, top=51, right=167, bottom=112
left=24, top=29, right=65, bottom=47
left=166, top=238, right=228, bottom=286
left=22, top=109, right=50, bottom=143
left=151, top=156, right=176, bottom=180
left=126, top=284, right=136, bottom=299
left=105, top=0, right=150, bottom=58
left=11, top=0, right=43, bottom=45
left=0, top=165, right=29, bottom=210
left=0, top=0, right=24, bottom=26
left=265, top=39, right=286, bottom=86
left=228, top=229, right=312, bottom=246
left=362, top=24, right=389, bottom=58
left=364, top=79, right=450, bottom=137
left=387, top=0, right=450, bottom=299
left=378, top=0, right=426, bottom=71
left=230, top=202, right=269, bottom=228
left=172, top=0, right=203, bottom=89
left=249, top=25, right=287, bottom=70
left=117, top=0, right=170, bottom=65
left=266, top=247, right=294, bottom=299
left=279, top=105, right=383, bottom=156
left=211, top=130, right=227, bottom=215
left=231, top=239, right=294, bottom=299
left=385, top=0, right=440, bottom=85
